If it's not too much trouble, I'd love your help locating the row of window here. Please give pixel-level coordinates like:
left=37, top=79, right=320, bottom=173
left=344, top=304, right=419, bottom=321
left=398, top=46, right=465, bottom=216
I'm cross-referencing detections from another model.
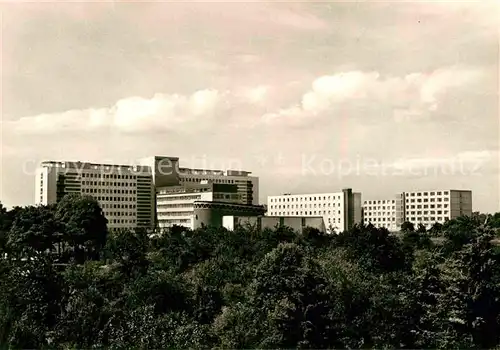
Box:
left=327, top=218, right=342, bottom=223
left=365, top=217, right=397, bottom=222
left=268, top=211, right=342, bottom=216
left=364, top=200, right=396, bottom=205
left=363, top=192, right=452, bottom=205
left=103, top=211, right=135, bottom=217
left=364, top=206, right=396, bottom=211
left=157, top=203, right=194, bottom=209
left=406, top=197, right=449, bottom=203
left=158, top=211, right=195, bottom=217
left=101, top=203, right=136, bottom=209
left=86, top=195, right=137, bottom=203
left=82, top=173, right=139, bottom=180
left=82, top=181, right=136, bottom=187
left=407, top=191, right=449, bottom=196
left=407, top=217, right=449, bottom=222
left=408, top=210, right=448, bottom=215
left=82, top=188, right=136, bottom=195
left=182, top=177, right=238, bottom=184
left=270, top=195, right=342, bottom=203
left=214, top=193, right=240, bottom=200
left=406, top=204, right=448, bottom=209
left=108, top=219, right=137, bottom=225
left=270, top=202, right=342, bottom=210
left=157, top=195, right=202, bottom=201
left=364, top=212, right=396, bottom=217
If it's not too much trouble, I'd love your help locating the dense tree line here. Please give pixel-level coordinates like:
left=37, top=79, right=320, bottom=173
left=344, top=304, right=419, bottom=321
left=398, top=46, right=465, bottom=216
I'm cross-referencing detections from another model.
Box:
left=1, top=194, right=500, bottom=349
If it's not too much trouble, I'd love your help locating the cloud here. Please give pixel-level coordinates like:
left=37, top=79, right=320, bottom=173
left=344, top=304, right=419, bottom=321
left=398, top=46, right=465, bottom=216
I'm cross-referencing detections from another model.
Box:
left=262, top=66, right=484, bottom=125
left=5, top=89, right=227, bottom=135
left=3, top=65, right=486, bottom=136
left=238, top=85, right=270, bottom=105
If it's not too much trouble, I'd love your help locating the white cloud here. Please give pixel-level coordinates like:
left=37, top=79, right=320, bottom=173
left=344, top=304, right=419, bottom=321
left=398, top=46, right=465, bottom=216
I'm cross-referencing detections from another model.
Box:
left=3, top=66, right=485, bottom=135
left=5, top=89, right=226, bottom=135
left=262, top=66, right=484, bottom=125
left=243, top=85, right=269, bottom=104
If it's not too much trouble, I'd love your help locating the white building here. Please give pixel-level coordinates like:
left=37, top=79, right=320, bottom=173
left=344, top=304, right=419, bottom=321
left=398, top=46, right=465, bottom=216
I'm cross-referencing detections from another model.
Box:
left=363, top=189, right=472, bottom=230
left=35, top=156, right=260, bottom=231
left=156, top=188, right=211, bottom=229
left=35, top=161, right=154, bottom=230
left=138, top=156, right=259, bottom=206
left=266, top=188, right=362, bottom=233
left=362, top=194, right=404, bottom=231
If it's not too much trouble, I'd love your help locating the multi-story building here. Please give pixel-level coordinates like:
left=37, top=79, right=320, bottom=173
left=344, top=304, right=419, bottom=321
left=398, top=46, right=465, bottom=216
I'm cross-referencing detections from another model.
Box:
left=266, top=188, right=362, bottom=233
left=363, top=189, right=472, bottom=230
left=156, top=181, right=247, bottom=229
left=35, top=155, right=260, bottom=231
left=138, top=156, right=259, bottom=206
left=362, top=194, right=404, bottom=231
left=35, top=161, right=154, bottom=230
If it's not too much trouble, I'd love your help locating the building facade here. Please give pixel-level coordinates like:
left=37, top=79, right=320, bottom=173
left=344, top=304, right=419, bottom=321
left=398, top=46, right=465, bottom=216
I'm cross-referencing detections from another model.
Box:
left=156, top=181, right=248, bottom=230
left=35, top=161, right=154, bottom=230
left=266, top=188, right=362, bottom=233
left=138, top=156, right=259, bottom=206
left=35, top=156, right=260, bottom=231
left=363, top=189, right=472, bottom=230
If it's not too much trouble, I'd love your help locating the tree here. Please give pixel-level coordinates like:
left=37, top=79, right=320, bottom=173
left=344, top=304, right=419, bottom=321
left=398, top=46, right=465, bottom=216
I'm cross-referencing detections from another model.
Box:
left=104, top=229, right=149, bottom=278
left=336, top=224, right=411, bottom=273
left=416, top=223, right=427, bottom=233
left=2, top=256, right=63, bottom=348
left=248, top=243, right=332, bottom=348
left=401, top=221, right=415, bottom=233
left=6, top=205, right=61, bottom=259
left=429, top=222, right=443, bottom=236
left=55, top=194, right=108, bottom=262
left=403, top=224, right=432, bottom=251
left=442, top=216, right=483, bottom=255
left=2, top=194, right=500, bottom=349
left=438, top=228, right=500, bottom=348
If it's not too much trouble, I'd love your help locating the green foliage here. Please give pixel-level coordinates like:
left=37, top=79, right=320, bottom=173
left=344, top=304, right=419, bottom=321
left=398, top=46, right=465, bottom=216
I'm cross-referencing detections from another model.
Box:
left=336, top=224, right=411, bottom=273
left=1, top=200, right=500, bottom=349
left=401, top=221, right=415, bottom=233
left=55, top=194, right=108, bottom=262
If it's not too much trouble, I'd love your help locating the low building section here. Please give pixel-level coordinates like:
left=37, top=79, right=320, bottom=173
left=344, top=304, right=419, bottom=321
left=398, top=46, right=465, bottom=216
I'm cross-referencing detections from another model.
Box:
left=193, top=201, right=266, bottom=230
left=223, top=215, right=326, bottom=234
left=157, top=182, right=265, bottom=231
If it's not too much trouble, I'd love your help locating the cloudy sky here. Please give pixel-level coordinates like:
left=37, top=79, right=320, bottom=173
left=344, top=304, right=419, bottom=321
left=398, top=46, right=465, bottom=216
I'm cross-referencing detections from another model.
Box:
left=1, top=1, right=499, bottom=212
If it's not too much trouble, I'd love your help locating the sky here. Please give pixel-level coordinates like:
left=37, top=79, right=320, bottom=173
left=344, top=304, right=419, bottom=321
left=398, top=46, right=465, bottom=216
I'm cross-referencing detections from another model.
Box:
left=0, top=0, right=499, bottom=212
